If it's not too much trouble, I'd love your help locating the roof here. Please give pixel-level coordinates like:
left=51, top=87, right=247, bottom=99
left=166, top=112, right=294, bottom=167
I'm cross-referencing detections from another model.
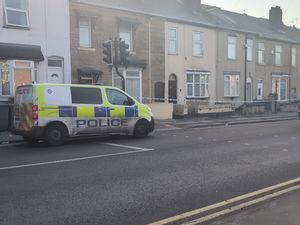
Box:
left=72, top=0, right=300, bottom=45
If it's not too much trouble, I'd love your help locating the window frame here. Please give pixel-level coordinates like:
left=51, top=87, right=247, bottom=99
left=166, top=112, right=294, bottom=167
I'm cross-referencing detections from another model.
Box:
left=192, top=31, right=203, bottom=57
left=168, top=27, right=178, bottom=55
left=119, top=22, right=134, bottom=51
left=186, top=72, right=209, bottom=98
left=292, top=47, right=297, bottom=67
left=258, top=42, right=265, bottom=65
left=246, top=39, right=253, bottom=61
left=275, top=45, right=282, bottom=66
left=79, top=17, right=92, bottom=48
left=257, top=79, right=263, bottom=100
left=227, top=35, right=237, bottom=60
left=224, top=74, right=240, bottom=97
left=4, top=0, right=29, bottom=28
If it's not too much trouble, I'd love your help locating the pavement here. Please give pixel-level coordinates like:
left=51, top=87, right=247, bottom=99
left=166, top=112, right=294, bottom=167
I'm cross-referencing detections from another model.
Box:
left=209, top=189, right=300, bottom=225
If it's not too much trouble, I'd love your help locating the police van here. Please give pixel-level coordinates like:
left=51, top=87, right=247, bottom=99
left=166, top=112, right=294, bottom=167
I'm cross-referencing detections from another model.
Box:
left=12, top=83, right=154, bottom=145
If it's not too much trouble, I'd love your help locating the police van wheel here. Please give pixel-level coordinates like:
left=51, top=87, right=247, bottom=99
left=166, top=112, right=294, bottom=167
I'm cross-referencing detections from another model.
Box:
left=134, top=120, right=149, bottom=138
left=44, top=123, right=67, bottom=146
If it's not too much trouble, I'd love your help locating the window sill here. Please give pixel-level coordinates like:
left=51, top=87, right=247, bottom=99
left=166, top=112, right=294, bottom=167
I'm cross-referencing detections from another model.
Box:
left=227, top=58, right=237, bottom=61
left=129, top=51, right=136, bottom=55
left=186, top=97, right=209, bottom=99
left=3, top=25, right=30, bottom=30
left=78, top=47, right=96, bottom=51
left=224, top=96, right=240, bottom=98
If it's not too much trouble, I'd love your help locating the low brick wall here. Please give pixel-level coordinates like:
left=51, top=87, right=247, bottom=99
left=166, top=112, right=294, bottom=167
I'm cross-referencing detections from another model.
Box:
left=147, top=103, right=173, bottom=120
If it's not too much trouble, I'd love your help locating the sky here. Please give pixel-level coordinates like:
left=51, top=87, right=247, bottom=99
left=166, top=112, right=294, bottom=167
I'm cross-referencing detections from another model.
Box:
left=202, top=0, right=299, bottom=28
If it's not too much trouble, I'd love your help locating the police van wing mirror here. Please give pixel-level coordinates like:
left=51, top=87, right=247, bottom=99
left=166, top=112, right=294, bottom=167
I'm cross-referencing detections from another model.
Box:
left=126, top=98, right=135, bottom=106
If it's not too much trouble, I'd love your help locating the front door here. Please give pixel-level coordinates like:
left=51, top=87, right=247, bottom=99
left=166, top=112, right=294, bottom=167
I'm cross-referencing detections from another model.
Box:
left=168, top=74, right=177, bottom=103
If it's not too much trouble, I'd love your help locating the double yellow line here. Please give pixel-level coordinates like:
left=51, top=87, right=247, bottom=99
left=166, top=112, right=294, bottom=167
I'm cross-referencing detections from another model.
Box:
left=149, top=177, right=300, bottom=225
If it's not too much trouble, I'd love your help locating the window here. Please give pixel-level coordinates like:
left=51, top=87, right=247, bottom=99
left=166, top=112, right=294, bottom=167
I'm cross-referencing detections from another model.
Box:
left=257, top=79, right=263, bottom=100
left=228, top=36, right=237, bottom=60
left=169, top=27, right=178, bottom=54
left=275, top=45, right=282, bottom=65
left=186, top=72, right=209, bottom=98
left=247, top=39, right=253, bottom=61
left=0, top=61, right=11, bottom=96
left=4, top=0, right=29, bottom=27
left=14, top=60, right=33, bottom=90
left=79, top=17, right=91, bottom=48
left=258, top=42, right=265, bottom=64
left=272, top=78, right=288, bottom=101
left=292, top=47, right=297, bottom=67
left=224, top=73, right=240, bottom=97
left=119, top=22, right=133, bottom=51
left=71, top=87, right=102, bottom=104
left=193, top=31, right=203, bottom=57
left=112, top=69, right=142, bottom=101
left=106, top=88, right=134, bottom=106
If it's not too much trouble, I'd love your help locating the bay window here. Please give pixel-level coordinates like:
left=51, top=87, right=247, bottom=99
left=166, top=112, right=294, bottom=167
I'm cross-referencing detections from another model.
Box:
left=186, top=72, right=209, bottom=98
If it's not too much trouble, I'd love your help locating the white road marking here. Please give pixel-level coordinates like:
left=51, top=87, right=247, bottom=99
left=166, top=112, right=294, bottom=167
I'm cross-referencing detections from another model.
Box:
left=0, top=144, right=154, bottom=171
left=156, top=127, right=181, bottom=132
left=102, top=142, right=153, bottom=151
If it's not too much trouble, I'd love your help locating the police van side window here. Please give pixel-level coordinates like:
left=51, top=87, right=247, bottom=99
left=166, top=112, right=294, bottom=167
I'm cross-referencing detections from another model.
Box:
left=71, top=87, right=102, bottom=104
left=106, top=89, right=135, bottom=106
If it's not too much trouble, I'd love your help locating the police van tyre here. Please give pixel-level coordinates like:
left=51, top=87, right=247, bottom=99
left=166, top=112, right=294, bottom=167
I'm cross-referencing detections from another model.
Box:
left=134, top=120, right=150, bottom=138
left=44, top=123, right=68, bottom=146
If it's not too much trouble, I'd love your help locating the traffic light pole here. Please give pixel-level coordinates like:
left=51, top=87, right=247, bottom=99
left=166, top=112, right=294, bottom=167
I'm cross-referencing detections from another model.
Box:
left=114, top=37, right=125, bottom=91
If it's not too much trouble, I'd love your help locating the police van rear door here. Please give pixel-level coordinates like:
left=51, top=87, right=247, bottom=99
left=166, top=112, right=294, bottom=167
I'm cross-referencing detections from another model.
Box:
left=104, top=88, right=137, bottom=133
left=71, top=86, right=107, bottom=135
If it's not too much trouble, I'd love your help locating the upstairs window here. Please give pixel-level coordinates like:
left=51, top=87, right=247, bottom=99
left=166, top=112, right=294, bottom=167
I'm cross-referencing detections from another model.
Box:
left=119, top=22, right=133, bottom=51
left=275, top=45, right=282, bottom=65
left=168, top=27, right=178, bottom=54
left=4, top=0, right=29, bottom=27
left=246, top=39, right=253, bottom=61
left=292, top=47, right=297, bottom=67
left=228, top=36, right=237, bottom=60
left=192, top=31, right=203, bottom=57
left=258, top=42, right=265, bottom=64
left=79, top=17, right=92, bottom=48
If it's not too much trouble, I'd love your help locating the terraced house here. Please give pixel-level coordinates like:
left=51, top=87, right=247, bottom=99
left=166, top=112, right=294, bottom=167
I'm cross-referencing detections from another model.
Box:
left=70, top=0, right=300, bottom=117
left=0, top=0, right=71, bottom=130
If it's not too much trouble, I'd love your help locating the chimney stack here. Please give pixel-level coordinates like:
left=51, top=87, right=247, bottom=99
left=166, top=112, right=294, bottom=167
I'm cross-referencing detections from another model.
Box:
left=269, top=6, right=283, bottom=27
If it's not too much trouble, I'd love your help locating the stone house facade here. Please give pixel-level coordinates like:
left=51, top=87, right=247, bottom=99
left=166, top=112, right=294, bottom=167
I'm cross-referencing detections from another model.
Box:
left=70, top=0, right=165, bottom=102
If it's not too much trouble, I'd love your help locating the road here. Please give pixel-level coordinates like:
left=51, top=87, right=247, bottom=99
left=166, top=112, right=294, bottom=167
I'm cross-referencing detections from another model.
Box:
left=1, top=120, right=300, bottom=225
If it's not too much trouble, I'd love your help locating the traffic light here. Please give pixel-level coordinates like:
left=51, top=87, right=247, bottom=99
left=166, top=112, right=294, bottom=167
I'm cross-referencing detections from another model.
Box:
left=119, top=40, right=130, bottom=66
left=102, top=40, right=113, bottom=65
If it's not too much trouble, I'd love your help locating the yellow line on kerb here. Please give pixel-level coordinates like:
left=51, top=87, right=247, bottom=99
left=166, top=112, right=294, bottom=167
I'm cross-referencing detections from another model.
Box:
left=148, top=177, right=300, bottom=225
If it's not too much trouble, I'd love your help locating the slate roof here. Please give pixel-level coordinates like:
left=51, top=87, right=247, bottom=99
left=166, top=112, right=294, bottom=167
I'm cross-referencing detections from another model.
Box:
left=72, top=0, right=300, bottom=44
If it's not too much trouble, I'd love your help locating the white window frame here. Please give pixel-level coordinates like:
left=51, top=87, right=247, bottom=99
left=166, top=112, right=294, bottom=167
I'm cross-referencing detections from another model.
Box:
left=168, top=27, right=178, bottom=55
left=186, top=72, right=209, bottom=98
left=292, top=47, right=297, bottom=67
left=192, top=31, right=203, bottom=57
left=13, top=60, right=35, bottom=90
left=258, top=42, right=265, bottom=65
left=228, top=36, right=237, bottom=60
left=257, top=79, right=263, bottom=100
left=275, top=45, right=282, bottom=66
left=246, top=39, right=253, bottom=61
left=224, top=74, right=240, bottom=97
left=79, top=17, right=92, bottom=48
left=112, top=68, right=142, bottom=101
left=272, top=77, right=288, bottom=101
left=119, top=23, right=134, bottom=51
left=4, top=0, right=29, bottom=28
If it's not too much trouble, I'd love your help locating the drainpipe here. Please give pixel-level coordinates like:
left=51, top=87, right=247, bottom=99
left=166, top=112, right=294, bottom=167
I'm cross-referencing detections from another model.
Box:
left=244, top=35, right=248, bottom=105
left=288, top=44, right=292, bottom=104
left=148, top=17, right=152, bottom=103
